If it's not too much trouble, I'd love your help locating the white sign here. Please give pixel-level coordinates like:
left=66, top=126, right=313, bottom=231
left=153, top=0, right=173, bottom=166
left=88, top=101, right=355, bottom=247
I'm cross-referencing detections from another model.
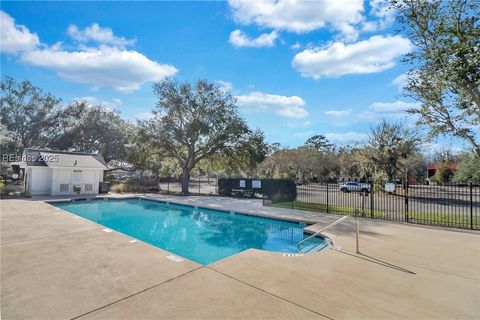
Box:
left=239, top=180, right=246, bottom=188
left=166, top=255, right=184, bottom=263
left=252, top=180, right=261, bottom=189
left=385, top=183, right=395, bottom=193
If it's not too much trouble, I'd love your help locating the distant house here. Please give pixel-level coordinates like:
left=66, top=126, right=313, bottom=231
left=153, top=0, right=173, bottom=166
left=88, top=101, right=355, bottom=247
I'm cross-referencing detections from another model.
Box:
left=18, top=149, right=107, bottom=196
left=427, top=162, right=458, bottom=178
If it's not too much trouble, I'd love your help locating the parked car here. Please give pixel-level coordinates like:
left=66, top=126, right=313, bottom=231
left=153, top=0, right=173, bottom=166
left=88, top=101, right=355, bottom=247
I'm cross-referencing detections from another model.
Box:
left=339, top=182, right=371, bottom=193
left=294, top=179, right=303, bottom=186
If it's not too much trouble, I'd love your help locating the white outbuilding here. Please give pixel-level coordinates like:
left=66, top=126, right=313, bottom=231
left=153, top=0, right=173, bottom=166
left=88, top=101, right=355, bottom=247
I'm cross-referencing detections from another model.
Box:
left=19, top=149, right=107, bottom=196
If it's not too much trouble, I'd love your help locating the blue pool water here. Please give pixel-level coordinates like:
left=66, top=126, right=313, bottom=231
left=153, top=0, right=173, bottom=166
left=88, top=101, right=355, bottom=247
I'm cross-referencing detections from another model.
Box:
left=53, top=198, right=327, bottom=265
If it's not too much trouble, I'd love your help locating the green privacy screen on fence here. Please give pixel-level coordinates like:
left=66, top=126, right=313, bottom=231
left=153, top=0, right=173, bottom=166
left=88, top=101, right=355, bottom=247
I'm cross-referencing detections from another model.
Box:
left=218, top=178, right=296, bottom=201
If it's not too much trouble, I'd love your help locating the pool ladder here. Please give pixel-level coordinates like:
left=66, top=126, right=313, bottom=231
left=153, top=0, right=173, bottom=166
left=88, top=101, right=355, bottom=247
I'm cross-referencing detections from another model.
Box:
left=296, top=215, right=360, bottom=253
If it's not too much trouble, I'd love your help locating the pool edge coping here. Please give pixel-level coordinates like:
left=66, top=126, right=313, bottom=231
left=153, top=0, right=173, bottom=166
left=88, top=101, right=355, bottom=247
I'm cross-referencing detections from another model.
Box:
left=46, top=196, right=332, bottom=265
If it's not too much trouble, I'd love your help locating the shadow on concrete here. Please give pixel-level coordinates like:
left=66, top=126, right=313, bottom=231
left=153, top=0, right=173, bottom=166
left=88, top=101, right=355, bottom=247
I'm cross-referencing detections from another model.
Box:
left=337, top=250, right=416, bottom=275
left=308, top=220, right=391, bottom=240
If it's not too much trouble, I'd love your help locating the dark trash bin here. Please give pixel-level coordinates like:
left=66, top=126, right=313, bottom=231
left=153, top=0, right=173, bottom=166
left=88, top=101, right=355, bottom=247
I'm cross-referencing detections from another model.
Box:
left=99, top=182, right=110, bottom=194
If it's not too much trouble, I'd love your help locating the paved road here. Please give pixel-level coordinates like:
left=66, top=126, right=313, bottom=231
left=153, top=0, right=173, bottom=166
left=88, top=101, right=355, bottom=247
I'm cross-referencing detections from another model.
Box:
left=295, top=183, right=479, bottom=217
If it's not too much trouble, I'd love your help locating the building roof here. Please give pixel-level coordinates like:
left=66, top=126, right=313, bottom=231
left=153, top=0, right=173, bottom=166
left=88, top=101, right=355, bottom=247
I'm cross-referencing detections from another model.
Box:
left=427, top=162, right=458, bottom=171
left=23, top=149, right=107, bottom=169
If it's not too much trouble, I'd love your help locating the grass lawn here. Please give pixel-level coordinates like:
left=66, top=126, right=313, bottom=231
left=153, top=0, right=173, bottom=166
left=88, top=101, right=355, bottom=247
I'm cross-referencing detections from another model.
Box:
left=408, top=212, right=479, bottom=229
left=269, top=201, right=479, bottom=230
left=270, top=201, right=384, bottom=219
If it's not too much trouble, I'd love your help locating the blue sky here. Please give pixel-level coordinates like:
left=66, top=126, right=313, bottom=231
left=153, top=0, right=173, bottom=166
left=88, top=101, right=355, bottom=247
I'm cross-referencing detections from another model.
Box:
left=0, top=1, right=465, bottom=151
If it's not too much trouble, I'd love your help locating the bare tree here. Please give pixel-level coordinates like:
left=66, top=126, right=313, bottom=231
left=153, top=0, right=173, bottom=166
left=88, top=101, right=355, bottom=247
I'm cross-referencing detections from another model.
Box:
left=365, top=120, right=419, bottom=181
left=392, top=0, right=480, bottom=155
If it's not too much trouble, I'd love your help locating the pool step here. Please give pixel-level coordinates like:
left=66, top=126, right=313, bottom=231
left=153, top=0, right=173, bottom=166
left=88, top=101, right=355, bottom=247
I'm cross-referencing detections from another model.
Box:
left=298, top=238, right=325, bottom=253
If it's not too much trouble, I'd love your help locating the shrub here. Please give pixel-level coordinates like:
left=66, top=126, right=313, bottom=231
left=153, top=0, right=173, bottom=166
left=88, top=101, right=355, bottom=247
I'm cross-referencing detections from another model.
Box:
left=431, top=162, right=454, bottom=185
left=1, top=187, right=14, bottom=196
left=372, top=180, right=386, bottom=192
left=110, top=183, right=127, bottom=193
left=454, top=156, right=480, bottom=182
left=110, top=182, right=150, bottom=193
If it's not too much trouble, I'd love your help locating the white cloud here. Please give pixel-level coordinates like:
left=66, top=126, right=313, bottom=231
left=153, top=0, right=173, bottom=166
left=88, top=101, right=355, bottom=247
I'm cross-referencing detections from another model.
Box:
left=369, top=101, right=419, bottom=113
left=1, top=11, right=176, bottom=93
left=357, top=100, right=420, bottom=122
left=112, top=98, right=123, bottom=106
left=335, top=22, right=360, bottom=42
left=368, top=0, right=395, bottom=30
left=324, top=131, right=368, bottom=143
left=74, top=96, right=123, bottom=109
left=276, top=105, right=309, bottom=119
left=68, top=23, right=135, bottom=47
left=392, top=73, right=408, bottom=91
left=420, top=142, right=465, bottom=156
left=135, top=112, right=154, bottom=120
left=292, top=35, right=412, bottom=78
left=216, top=80, right=233, bottom=92
left=236, top=91, right=309, bottom=119
left=0, top=11, right=40, bottom=54
left=228, top=0, right=364, bottom=39
left=293, top=130, right=314, bottom=138
left=358, top=1, right=395, bottom=33
left=290, top=42, right=301, bottom=50
left=325, top=109, right=352, bottom=117
left=229, top=29, right=278, bottom=48
left=21, top=46, right=177, bottom=93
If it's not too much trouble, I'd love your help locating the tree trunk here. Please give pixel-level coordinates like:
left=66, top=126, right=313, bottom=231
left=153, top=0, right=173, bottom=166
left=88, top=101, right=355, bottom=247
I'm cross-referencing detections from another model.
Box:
left=181, top=166, right=190, bottom=195
left=387, top=169, right=394, bottom=183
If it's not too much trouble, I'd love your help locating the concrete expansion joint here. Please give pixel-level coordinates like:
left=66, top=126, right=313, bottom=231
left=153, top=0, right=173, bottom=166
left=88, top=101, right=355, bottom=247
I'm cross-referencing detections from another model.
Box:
left=70, top=266, right=205, bottom=320
left=1, top=228, right=96, bottom=246
left=206, top=266, right=334, bottom=320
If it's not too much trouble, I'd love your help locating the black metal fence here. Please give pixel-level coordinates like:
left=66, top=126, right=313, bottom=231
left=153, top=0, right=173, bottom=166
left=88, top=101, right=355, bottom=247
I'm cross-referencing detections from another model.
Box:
left=157, top=177, right=219, bottom=195
left=105, top=175, right=220, bottom=195
left=263, top=181, right=480, bottom=230
left=104, top=174, right=479, bottom=230
left=218, top=178, right=294, bottom=199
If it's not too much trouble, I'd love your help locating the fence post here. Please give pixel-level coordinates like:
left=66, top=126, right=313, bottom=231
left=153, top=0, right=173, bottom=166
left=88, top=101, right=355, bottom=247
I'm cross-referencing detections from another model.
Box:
left=198, top=173, right=201, bottom=195
left=291, top=182, right=294, bottom=210
left=370, top=182, right=374, bottom=218
left=167, top=175, right=170, bottom=195
left=470, top=182, right=474, bottom=230
left=405, top=180, right=409, bottom=223
left=326, top=182, right=329, bottom=213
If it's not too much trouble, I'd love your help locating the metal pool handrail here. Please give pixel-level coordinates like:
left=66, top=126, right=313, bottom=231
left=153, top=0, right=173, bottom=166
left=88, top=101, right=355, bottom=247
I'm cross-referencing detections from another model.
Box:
left=297, top=215, right=360, bottom=253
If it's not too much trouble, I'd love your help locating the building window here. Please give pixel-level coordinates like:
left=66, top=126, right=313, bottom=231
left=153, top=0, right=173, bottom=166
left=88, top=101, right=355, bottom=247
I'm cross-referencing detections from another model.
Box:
left=85, top=184, right=93, bottom=192
left=60, top=184, right=69, bottom=192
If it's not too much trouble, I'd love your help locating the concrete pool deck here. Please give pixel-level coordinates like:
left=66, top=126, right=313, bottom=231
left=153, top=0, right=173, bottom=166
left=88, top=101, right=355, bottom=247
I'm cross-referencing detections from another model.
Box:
left=1, top=194, right=479, bottom=319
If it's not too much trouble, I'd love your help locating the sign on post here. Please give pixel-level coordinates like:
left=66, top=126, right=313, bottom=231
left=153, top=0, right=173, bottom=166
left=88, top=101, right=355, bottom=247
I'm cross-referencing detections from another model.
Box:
left=252, top=180, right=261, bottom=189
left=385, top=182, right=395, bottom=193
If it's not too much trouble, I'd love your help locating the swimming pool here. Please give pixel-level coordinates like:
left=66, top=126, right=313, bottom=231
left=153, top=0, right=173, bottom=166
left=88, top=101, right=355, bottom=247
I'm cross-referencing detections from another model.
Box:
left=53, top=198, right=327, bottom=265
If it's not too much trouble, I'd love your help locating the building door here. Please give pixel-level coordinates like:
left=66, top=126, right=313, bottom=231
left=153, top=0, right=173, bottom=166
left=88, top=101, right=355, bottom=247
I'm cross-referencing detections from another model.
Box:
left=72, top=170, right=83, bottom=194
left=83, top=171, right=95, bottom=194
left=57, top=169, right=72, bottom=195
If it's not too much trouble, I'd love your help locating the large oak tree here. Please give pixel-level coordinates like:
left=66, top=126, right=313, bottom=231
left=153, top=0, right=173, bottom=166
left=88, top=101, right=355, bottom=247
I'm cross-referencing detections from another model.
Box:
left=148, top=79, right=253, bottom=195
left=48, top=101, right=131, bottom=165
left=0, top=76, right=61, bottom=150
